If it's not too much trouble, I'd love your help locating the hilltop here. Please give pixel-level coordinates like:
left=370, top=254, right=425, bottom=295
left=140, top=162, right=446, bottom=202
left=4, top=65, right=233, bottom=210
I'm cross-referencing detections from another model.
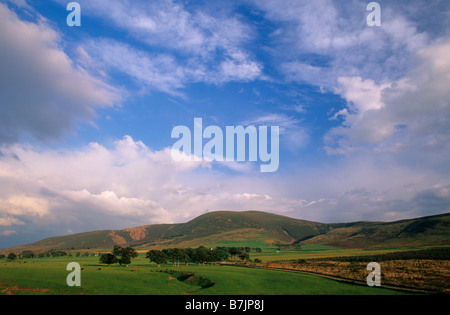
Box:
left=1, top=211, right=449, bottom=254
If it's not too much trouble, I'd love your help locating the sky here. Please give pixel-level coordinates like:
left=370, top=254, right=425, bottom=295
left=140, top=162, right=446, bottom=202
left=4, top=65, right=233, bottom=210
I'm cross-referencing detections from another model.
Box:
left=1, top=0, right=450, bottom=249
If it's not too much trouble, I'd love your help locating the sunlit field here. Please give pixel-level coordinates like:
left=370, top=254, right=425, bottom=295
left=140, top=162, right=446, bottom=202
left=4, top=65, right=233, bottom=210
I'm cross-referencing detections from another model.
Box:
left=0, top=254, right=406, bottom=295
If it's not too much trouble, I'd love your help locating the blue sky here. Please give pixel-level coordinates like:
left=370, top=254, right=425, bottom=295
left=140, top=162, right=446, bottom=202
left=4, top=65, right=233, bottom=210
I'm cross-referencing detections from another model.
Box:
left=1, top=0, right=450, bottom=248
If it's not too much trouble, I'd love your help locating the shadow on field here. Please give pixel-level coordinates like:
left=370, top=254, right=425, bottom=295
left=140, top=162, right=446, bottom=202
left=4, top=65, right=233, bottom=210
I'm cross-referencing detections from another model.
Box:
left=156, top=269, right=215, bottom=290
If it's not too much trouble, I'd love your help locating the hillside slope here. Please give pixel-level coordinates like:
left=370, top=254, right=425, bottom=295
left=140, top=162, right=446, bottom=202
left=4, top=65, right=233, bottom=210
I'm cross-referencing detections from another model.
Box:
left=305, top=212, right=450, bottom=248
left=1, top=211, right=329, bottom=253
left=1, top=211, right=449, bottom=253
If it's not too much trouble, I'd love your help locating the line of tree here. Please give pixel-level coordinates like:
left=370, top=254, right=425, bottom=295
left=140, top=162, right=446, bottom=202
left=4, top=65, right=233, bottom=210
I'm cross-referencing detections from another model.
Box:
left=275, top=243, right=302, bottom=251
left=146, top=246, right=252, bottom=266
left=99, top=245, right=139, bottom=266
left=3, top=253, right=17, bottom=261
left=0, top=250, right=70, bottom=260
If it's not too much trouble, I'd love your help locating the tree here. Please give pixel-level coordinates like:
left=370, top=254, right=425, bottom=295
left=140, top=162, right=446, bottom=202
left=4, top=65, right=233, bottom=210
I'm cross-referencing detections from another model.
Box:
left=146, top=250, right=168, bottom=265
left=228, top=247, right=240, bottom=259
left=99, top=246, right=138, bottom=266
left=190, top=247, right=224, bottom=265
left=215, top=248, right=230, bottom=261
left=112, top=246, right=138, bottom=266
left=170, top=248, right=189, bottom=267
left=20, top=250, right=35, bottom=259
left=238, top=252, right=250, bottom=261
left=193, top=246, right=210, bottom=265
left=44, top=249, right=67, bottom=257
left=99, top=253, right=117, bottom=265
left=208, top=248, right=221, bottom=263
left=7, top=253, right=17, bottom=261
left=161, top=248, right=186, bottom=266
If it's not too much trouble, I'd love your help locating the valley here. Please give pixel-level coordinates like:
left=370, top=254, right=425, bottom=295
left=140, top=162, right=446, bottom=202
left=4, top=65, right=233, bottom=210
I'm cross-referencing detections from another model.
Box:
left=1, top=210, right=449, bottom=295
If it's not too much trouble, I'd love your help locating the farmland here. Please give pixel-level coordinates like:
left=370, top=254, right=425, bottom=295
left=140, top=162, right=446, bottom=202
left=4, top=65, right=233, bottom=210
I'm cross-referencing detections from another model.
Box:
left=2, top=245, right=448, bottom=295
left=1, top=211, right=448, bottom=295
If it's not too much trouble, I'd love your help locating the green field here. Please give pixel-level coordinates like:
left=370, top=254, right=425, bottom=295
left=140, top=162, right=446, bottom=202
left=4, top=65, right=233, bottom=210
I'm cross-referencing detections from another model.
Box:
left=0, top=255, right=408, bottom=295
left=249, top=244, right=438, bottom=261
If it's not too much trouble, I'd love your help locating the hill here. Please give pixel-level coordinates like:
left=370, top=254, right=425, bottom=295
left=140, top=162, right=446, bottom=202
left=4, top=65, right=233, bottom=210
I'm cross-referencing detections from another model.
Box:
left=1, top=211, right=449, bottom=254
left=304, top=212, right=450, bottom=249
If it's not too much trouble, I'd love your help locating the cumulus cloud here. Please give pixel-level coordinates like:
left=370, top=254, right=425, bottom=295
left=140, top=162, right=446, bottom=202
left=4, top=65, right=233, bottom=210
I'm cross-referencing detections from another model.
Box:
left=1, top=134, right=449, bottom=247
left=4, top=195, right=50, bottom=220
left=325, top=41, right=450, bottom=159
left=0, top=216, right=25, bottom=227
left=0, top=3, right=119, bottom=144
left=0, top=136, right=284, bottom=235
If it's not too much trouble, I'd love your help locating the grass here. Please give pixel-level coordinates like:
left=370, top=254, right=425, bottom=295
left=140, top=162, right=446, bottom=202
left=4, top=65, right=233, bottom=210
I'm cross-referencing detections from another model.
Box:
left=3, top=246, right=446, bottom=295
left=184, top=264, right=405, bottom=295
left=248, top=246, right=450, bottom=294
left=250, top=245, right=449, bottom=261
left=0, top=255, right=408, bottom=295
left=208, top=239, right=271, bottom=249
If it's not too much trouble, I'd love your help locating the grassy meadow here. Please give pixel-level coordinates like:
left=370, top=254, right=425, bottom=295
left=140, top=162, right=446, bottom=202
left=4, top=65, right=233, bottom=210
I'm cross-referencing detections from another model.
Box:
left=250, top=244, right=444, bottom=261
left=248, top=245, right=450, bottom=294
left=1, top=246, right=433, bottom=295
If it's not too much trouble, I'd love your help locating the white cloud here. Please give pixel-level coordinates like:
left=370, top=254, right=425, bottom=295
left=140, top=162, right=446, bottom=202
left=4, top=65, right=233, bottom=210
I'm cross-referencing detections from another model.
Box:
left=83, top=37, right=263, bottom=97
left=76, top=0, right=253, bottom=55
left=253, top=0, right=431, bottom=88
left=335, top=77, right=390, bottom=113
left=5, top=195, right=50, bottom=219
left=218, top=50, right=263, bottom=83
left=242, top=113, right=309, bottom=150
left=0, top=133, right=332, bottom=240
left=85, top=39, right=190, bottom=97
left=0, top=3, right=119, bottom=144
left=1, top=133, right=449, bottom=245
left=0, top=216, right=25, bottom=227
left=54, top=0, right=263, bottom=95
left=325, top=41, right=450, bottom=158
left=59, top=189, right=170, bottom=223
left=0, top=136, right=278, bottom=232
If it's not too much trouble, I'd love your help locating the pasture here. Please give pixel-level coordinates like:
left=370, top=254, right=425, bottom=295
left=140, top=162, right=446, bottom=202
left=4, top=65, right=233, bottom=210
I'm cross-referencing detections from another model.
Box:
left=0, top=254, right=406, bottom=295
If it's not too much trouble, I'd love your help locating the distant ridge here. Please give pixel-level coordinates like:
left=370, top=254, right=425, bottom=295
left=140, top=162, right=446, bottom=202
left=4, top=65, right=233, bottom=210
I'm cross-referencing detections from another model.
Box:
left=1, top=211, right=449, bottom=254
